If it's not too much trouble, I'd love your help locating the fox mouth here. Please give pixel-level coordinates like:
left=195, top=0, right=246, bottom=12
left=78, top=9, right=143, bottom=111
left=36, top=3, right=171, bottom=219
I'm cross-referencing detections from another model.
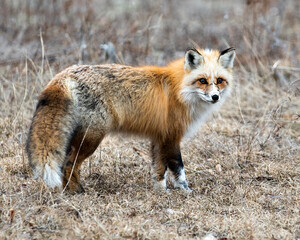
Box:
left=197, top=93, right=220, bottom=104
left=204, top=98, right=219, bottom=104
left=206, top=100, right=218, bottom=104
left=201, top=99, right=218, bottom=104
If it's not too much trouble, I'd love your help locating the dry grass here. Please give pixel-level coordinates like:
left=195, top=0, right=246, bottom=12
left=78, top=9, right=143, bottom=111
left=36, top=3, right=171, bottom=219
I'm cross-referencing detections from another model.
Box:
left=0, top=0, right=299, bottom=239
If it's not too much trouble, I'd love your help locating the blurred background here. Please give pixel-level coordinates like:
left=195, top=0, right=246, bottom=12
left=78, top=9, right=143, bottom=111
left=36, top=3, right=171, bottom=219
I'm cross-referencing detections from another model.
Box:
left=0, top=0, right=299, bottom=70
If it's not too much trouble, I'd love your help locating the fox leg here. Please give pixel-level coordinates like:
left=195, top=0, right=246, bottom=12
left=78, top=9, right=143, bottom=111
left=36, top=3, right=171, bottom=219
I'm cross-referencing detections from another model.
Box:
left=165, top=145, right=191, bottom=191
left=151, top=141, right=190, bottom=191
left=151, top=142, right=168, bottom=191
left=62, top=128, right=104, bottom=193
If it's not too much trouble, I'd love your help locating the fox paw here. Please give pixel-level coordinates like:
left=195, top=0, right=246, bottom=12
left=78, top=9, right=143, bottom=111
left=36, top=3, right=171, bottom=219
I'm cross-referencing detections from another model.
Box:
left=174, top=180, right=192, bottom=192
left=153, top=179, right=170, bottom=193
left=63, top=178, right=85, bottom=194
left=64, top=183, right=85, bottom=194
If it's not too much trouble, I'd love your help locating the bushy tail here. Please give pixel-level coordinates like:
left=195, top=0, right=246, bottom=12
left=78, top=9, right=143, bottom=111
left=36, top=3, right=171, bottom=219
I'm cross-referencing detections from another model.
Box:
left=26, top=86, right=76, bottom=188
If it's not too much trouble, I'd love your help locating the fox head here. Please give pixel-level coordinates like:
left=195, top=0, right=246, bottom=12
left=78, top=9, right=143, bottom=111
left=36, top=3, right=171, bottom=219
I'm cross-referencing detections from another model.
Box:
left=181, top=47, right=236, bottom=105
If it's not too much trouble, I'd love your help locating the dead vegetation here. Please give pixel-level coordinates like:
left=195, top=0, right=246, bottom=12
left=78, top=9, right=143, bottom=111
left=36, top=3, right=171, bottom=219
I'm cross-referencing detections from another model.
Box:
left=0, top=0, right=299, bottom=239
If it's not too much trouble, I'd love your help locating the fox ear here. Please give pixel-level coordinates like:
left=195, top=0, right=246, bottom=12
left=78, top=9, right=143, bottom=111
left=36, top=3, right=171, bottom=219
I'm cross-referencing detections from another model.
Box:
left=184, top=49, right=204, bottom=71
left=218, top=47, right=236, bottom=69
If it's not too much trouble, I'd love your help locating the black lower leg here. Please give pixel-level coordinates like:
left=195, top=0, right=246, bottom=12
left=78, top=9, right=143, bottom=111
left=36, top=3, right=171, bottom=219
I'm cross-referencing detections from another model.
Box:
left=161, top=143, right=189, bottom=190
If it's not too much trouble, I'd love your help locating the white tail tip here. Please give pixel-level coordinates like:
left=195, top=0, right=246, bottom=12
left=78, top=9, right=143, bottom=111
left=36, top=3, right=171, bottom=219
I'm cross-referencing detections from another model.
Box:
left=43, top=164, right=62, bottom=187
left=34, top=163, right=62, bottom=188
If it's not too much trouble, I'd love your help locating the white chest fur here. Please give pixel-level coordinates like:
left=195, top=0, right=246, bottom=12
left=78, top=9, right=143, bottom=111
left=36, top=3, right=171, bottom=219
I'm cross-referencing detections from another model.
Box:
left=184, top=99, right=224, bottom=139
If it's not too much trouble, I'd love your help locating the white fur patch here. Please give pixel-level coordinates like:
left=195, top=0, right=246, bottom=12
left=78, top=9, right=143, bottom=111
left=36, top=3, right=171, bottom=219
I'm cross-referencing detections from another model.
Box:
left=180, top=86, right=200, bottom=104
left=177, top=168, right=186, bottom=182
left=173, top=168, right=191, bottom=191
left=184, top=102, right=216, bottom=138
left=184, top=110, right=209, bottom=138
left=65, top=77, right=77, bottom=91
left=204, top=48, right=213, bottom=54
left=153, top=178, right=167, bottom=191
left=173, top=168, right=187, bottom=188
left=153, top=171, right=167, bottom=191
left=42, top=163, right=62, bottom=188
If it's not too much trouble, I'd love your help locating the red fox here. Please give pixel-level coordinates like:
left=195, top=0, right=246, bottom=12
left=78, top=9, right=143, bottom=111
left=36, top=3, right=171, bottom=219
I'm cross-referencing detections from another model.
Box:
left=26, top=47, right=236, bottom=193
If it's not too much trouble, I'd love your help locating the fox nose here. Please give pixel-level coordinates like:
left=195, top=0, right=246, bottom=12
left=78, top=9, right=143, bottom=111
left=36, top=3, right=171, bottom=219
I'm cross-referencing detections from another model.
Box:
left=212, top=95, right=219, bottom=102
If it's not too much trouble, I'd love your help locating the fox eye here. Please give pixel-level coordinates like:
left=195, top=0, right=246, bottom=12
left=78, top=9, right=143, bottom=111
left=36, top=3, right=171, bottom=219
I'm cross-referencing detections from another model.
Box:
left=217, top=78, right=224, bottom=84
left=198, top=78, right=208, bottom=84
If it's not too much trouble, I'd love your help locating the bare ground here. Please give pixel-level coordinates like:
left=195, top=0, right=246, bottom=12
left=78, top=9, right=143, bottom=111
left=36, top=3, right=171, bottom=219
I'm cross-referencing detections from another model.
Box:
left=0, top=0, right=299, bottom=239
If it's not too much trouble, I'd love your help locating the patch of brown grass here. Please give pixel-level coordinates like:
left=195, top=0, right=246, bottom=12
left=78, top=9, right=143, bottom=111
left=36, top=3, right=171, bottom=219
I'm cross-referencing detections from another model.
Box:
left=0, top=0, right=299, bottom=239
